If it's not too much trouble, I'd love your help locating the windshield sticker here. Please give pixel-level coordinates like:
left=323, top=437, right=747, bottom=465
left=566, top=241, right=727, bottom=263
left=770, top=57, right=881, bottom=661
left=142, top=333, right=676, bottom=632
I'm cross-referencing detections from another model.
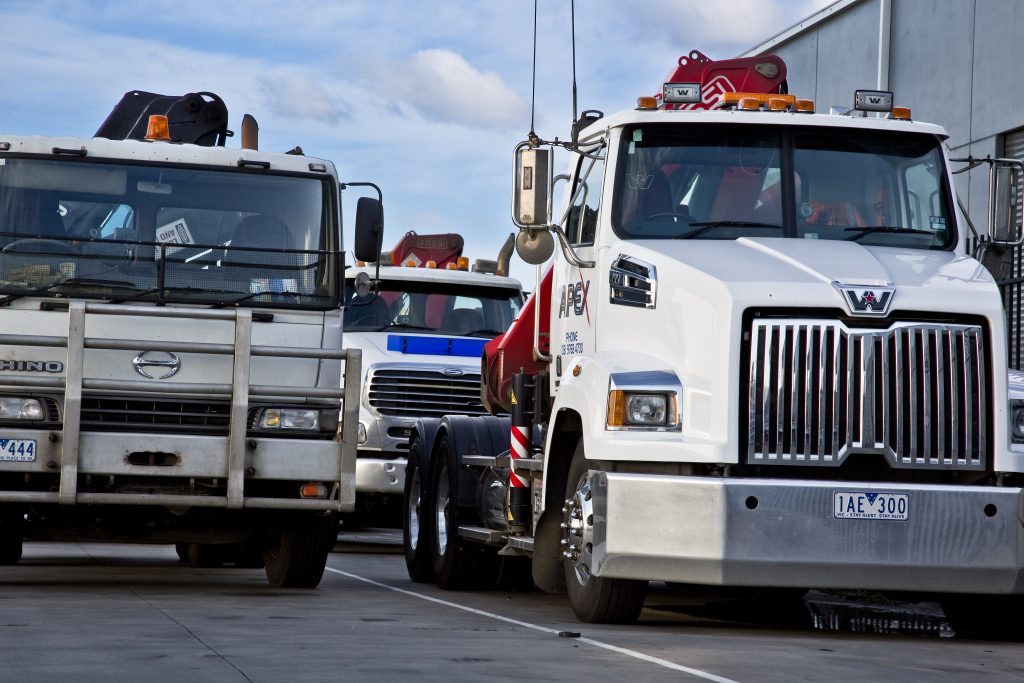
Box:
left=156, top=218, right=195, bottom=254
left=633, top=130, right=643, bottom=142
left=929, top=216, right=946, bottom=231
left=627, top=174, right=654, bottom=190
left=250, top=278, right=298, bottom=294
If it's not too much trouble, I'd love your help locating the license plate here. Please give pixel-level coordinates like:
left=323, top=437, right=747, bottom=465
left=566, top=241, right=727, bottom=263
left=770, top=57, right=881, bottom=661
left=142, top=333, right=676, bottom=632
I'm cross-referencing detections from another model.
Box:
left=834, top=491, right=908, bottom=521
left=0, top=439, right=36, bottom=462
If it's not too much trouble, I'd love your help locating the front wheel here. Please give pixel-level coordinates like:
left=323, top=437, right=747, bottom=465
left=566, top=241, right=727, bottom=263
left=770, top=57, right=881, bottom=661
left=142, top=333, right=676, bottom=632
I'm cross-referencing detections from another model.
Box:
left=943, top=595, right=1024, bottom=641
left=563, top=440, right=647, bottom=623
left=263, top=512, right=337, bottom=588
left=0, top=510, right=23, bottom=565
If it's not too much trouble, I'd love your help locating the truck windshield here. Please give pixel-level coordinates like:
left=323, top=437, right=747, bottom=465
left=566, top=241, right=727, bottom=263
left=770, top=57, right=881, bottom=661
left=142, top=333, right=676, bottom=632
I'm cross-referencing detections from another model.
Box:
left=612, top=125, right=954, bottom=249
left=0, top=157, right=339, bottom=308
left=344, top=277, right=523, bottom=337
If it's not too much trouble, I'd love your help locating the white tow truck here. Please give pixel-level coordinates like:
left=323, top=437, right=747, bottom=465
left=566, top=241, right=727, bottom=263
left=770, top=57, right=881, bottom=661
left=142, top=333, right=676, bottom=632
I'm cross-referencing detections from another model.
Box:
left=344, top=231, right=523, bottom=522
left=384, top=53, right=1024, bottom=636
left=0, top=91, right=376, bottom=587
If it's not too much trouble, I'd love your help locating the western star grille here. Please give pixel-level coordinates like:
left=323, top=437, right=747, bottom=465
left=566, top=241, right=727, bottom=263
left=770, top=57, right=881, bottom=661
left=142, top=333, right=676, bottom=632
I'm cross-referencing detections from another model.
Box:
left=746, top=319, right=987, bottom=469
left=368, top=367, right=487, bottom=417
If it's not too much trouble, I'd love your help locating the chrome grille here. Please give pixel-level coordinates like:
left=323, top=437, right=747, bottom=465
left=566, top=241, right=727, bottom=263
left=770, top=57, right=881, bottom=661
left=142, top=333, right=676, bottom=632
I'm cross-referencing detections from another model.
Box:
left=80, top=397, right=230, bottom=434
left=368, top=367, right=486, bottom=417
left=746, top=319, right=987, bottom=469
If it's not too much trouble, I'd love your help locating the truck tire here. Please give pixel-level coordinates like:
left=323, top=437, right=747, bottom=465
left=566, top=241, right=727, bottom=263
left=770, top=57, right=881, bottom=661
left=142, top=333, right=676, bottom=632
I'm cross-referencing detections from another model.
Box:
left=188, top=543, right=226, bottom=568
left=263, top=512, right=337, bottom=588
left=175, top=543, right=190, bottom=563
left=430, top=433, right=492, bottom=590
left=403, top=444, right=434, bottom=583
left=943, top=595, right=1024, bottom=641
left=0, top=510, right=23, bottom=565
left=563, top=441, right=647, bottom=623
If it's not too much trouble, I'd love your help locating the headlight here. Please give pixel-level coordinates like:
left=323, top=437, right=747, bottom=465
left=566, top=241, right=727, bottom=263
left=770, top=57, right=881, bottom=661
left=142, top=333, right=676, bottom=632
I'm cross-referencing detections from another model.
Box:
left=607, top=390, right=678, bottom=429
left=0, top=398, right=44, bottom=421
left=258, top=408, right=319, bottom=431
left=1012, top=401, right=1024, bottom=444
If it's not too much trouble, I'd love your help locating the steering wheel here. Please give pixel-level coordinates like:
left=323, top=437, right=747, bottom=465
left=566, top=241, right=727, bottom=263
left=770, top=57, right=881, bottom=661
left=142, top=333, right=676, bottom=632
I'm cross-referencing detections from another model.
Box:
left=1, top=238, right=78, bottom=255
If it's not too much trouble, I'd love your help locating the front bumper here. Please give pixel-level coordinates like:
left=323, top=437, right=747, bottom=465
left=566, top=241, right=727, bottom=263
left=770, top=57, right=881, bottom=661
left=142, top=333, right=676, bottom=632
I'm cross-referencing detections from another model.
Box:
left=355, top=456, right=406, bottom=494
left=0, top=428, right=349, bottom=511
left=591, top=472, right=1024, bottom=594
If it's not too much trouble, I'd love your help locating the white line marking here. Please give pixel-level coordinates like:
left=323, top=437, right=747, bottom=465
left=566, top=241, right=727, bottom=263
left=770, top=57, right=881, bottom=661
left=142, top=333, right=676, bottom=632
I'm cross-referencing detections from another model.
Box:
left=324, top=566, right=739, bottom=683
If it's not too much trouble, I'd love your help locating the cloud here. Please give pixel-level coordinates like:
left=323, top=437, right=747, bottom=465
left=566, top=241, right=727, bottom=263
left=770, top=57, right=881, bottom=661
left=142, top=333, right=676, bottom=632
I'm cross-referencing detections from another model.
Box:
left=378, top=49, right=529, bottom=130
left=259, top=74, right=350, bottom=124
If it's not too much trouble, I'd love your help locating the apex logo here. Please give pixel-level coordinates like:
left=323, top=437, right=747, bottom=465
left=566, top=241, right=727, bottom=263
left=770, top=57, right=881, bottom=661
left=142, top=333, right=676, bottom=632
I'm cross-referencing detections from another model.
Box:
left=833, top=282, right=895, bottom=317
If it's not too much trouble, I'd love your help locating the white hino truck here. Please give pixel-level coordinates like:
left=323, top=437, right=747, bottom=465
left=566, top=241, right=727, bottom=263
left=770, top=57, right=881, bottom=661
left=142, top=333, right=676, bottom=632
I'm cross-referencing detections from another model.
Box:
left=0, top=91, right=373, bottom=587
left=344, top=231, right=523, bottom=523
left=387, top=52, right=1024, bottom=636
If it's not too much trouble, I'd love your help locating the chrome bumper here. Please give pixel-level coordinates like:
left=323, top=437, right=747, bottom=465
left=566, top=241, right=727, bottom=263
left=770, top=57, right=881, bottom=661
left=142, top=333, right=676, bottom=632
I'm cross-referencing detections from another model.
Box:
left=355, top=456, right=406, bottom=494
left=591, top=472, right=1024, bottom=594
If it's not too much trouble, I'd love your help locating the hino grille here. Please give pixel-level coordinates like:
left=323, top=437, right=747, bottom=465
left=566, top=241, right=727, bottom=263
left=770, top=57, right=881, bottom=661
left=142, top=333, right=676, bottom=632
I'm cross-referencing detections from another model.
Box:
left=367, top=366, right=487, bottom=417
left=746, top=319, right=987, bottom=469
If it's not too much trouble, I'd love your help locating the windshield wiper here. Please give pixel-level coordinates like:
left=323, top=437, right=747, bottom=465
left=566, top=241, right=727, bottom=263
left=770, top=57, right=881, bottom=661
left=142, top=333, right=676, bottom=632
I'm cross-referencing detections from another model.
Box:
left=372, top=322, right=435, bottom=332
left=0, top=277, right=144, bottom=307
left=844, top=226, right=938, bottom=242
left=455, top=328, right=505, bottom=338
left=674, top=220, right=783, bottom=239
left=209, top=290, right=305, bottom=309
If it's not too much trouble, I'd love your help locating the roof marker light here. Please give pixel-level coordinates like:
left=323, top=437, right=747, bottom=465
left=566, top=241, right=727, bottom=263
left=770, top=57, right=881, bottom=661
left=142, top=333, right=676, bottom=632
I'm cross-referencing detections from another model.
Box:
left=456, top=256, right=470, bottom=271
left=662, top=82, right=701, bottom=104
left=889, top=106, right=912, bottom=120
left=144, top=115, right=171, bottom=142
left=853, top=89, right=893, bottom=113
left=767, top=97, right=790, bottom=111
left=795, top=99, right=815, bottom=113
left=636, top=96, right=659, bottom=110
left=425, top=260, right=437, bottom=269
left=738, top=97, right=762, bottom=111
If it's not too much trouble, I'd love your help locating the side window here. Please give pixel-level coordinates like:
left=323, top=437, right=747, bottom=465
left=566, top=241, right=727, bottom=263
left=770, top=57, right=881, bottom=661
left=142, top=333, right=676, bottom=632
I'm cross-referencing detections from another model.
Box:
left=903, top=160, right=945, bottom=231
left=566, top=152, right=605, bottom=245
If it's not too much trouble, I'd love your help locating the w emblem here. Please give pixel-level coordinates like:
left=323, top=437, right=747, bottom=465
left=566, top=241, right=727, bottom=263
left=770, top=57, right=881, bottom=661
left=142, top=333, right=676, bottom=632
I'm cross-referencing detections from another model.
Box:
left=833, top=282, right=895, bottom=316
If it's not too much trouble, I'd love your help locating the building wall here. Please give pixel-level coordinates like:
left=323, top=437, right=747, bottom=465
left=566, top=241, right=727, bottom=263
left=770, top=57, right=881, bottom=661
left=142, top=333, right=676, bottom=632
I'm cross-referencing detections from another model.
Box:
left=751, top=0, right=1024, bottom=236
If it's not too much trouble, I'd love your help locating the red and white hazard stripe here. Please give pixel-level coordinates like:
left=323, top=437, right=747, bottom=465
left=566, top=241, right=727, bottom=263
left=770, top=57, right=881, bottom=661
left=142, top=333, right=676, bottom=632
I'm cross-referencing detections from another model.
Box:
left=509, top=425, right=529, bottom=488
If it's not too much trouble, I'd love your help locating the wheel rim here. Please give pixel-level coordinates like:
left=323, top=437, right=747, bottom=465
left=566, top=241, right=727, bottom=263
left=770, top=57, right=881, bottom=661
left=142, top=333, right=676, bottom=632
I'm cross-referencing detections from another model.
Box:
left=563, top=472, right=595, bottom=588
left=435, top=465, right=450, bottom=556
left=408, top=467, right=421, bottom=552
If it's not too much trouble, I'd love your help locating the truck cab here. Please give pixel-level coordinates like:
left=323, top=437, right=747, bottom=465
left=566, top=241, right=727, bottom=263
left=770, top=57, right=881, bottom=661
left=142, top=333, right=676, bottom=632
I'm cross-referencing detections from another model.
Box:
left=344, top=233, right=523, bottom=519
left=0, top=94, right=368, bottom=587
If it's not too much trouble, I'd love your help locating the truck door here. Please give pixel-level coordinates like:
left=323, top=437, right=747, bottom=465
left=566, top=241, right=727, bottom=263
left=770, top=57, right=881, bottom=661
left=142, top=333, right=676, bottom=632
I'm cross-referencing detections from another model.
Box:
left=551, top=148, right=606, bottom=390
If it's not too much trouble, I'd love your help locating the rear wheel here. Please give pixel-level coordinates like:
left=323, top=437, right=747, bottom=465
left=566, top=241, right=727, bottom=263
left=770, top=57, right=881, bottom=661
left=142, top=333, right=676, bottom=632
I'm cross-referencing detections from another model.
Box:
left=403, top=446, right=434, bottom=583
left=430, top=434, right=493, bottom=590
left=563, top=440, right=647, bottom=623
left=263, top=512, right=337, bottom=588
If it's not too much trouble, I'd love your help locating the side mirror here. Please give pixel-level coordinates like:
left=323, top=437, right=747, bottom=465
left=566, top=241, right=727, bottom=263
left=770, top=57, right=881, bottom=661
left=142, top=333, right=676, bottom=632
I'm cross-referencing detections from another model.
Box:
left=513, top=146, right=550, bottom=227
left=354, top=196, right=383, bottom=262
left=990, top=161, right=1021, bottom=244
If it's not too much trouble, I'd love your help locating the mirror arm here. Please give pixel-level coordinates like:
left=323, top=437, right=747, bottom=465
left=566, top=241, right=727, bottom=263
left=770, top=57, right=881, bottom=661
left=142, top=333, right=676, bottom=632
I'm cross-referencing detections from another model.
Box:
left=545, top=223, right=595, bottom=268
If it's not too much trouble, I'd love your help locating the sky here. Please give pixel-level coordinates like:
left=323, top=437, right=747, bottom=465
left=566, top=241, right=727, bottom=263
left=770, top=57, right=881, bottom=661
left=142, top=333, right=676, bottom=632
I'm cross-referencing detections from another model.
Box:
left=0, top=0, right=835, bottom=285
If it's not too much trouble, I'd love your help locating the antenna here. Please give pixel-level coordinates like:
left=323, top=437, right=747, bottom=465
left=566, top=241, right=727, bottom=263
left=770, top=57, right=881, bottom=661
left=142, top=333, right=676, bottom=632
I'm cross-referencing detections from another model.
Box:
left=528, top=0, right=539, bottom=145
left=571, top=0, right=578, bottom=128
